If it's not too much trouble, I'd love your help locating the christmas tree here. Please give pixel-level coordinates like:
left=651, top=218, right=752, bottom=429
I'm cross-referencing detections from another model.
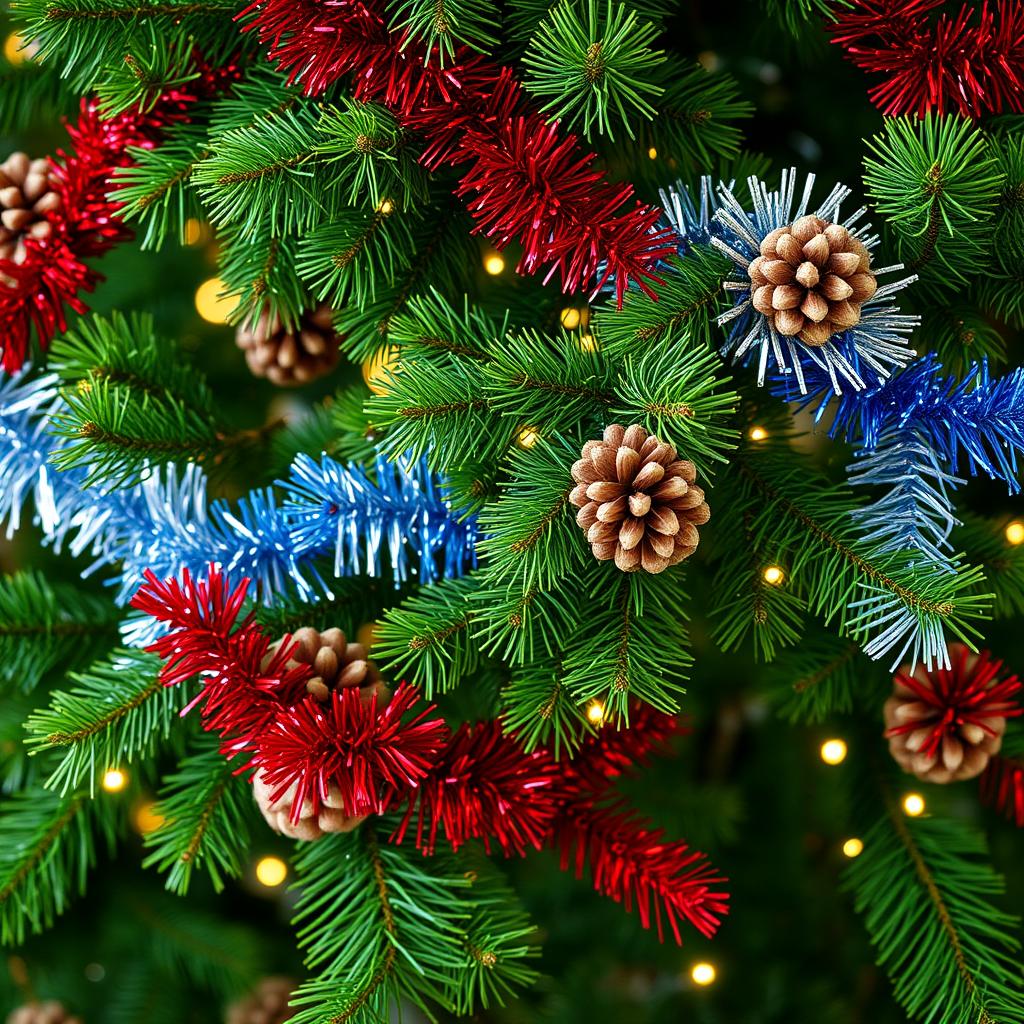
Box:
left=1, top=1, right=1024, bottom=1021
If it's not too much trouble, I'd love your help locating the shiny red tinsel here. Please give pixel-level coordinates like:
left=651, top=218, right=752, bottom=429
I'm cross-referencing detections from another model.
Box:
left=133, top=565, right=729, bottom=942
left=830, top=0, right=1024, bottom=117
left=238, top=0, right=675, bottom=302
left=0, top=63, right=238, bottom=372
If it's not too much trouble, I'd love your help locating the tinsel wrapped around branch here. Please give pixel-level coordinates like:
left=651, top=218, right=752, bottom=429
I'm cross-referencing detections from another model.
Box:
left=132, top=564, right=729, bottom=943
left=239, top=0, right=676, bottom=301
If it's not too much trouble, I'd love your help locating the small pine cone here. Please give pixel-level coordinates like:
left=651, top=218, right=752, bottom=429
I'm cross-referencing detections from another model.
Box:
left=236, top=304, right=340, bottom=386
left=254, top=768, right=367, bottom=840
left=748, top=214, right=877, bottom=347
left=884, top=644, right=1022, bottom=784
left=255, top=625, right=389, bottom=840
left=225, top=977, right=296, bottom=1024
left=7, top=1003, right=81, bottom=1024
left=0, top=152, right=61, bottom=264
left=569, top=423, right=710, bottom=574
left=266, top=625, right=388, bottom=706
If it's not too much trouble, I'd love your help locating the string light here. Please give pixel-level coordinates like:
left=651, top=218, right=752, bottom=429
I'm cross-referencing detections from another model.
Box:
left=183, top=218, right=206, bottom=246
left=1005, top=520, right=1024, bottom=545
left=194, top=278, right=234, bottom=324
left=577, top=332, right=597, bottom=352
left=376, top=197, right=395, bottom=215
left=820, top=738, right=847, bottom=765
left=560, top=307, right=581, bottom=330
left=483, top=252, right=505, bottom=275
left=690, top=961, right=716, bottom=986
left=586, top=700, right=606, bottom=725
left=133, top=801, right=165, bottom=834
left=842, top=837, right=864, bottom=858
left=102, top=768, right=127, bottom=792
left=647, top=146, right=658, bottom=160
left=749, top=426, right=768, bottom=441
left=3, top=32, right=31, bottom=64
left=762, top=565, right=785, bottom=585
left=902, top=792, right=925, bottom=817
left=362, top=346, right=400, bottom=396
left=516, top=425, right=540, bottom=448
left=255, top=856, right=288, bottom=887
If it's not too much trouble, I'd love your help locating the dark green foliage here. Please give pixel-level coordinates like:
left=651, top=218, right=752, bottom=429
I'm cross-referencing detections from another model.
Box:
left=0, top=572, right=120, bottom=692
left=955, top=513, right=1024, bottom=619
left=143, top=735, right=255, bottom=896
left=845, top=809, right=1024, bottom=1023
left=25, top=648, right=182, bottom=796
left=0, top=785, right=117, bottom=944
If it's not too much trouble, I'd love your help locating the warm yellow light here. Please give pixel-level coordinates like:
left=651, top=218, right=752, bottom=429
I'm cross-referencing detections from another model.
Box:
left=362, top=346, right=399, bottom=396
left=762, top=565, right=784, bottom=586
left=577, top=332, right=597, bottom=353
left=842, top=837, right=864, bottom=858
left=3, top=32, right=30, bottom=64
left=749, top=426, right=768, bottom=442
left=560, top=307, right=581, bottom=330
left=903, top=793, right=925, bottom=817
left=194, top=278, right=234, bottom=324
left=483, top=253, right=506, bottom=276
left=183, top=218, right=205, bottom=246
left=820, top=739, right=847, bottom=766
left=690, top=962, right=716, bottom=986
left=1005, top=520, right=1024, bottom=545
left=255, top=856, right=288, bottom=888
left=586, top=700, right=606, bottom=725
left=102, top=769, right=127, bottom=793
left=647, top=146, right=658, bottom=160
left=516, top=425, right=540, bottom=449
left=376, top=198, right=395, bottom=215
left=133, top=801, right=165, bottom=834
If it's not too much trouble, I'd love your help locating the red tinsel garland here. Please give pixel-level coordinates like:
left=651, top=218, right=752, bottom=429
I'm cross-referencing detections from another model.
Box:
left=238, top=0, right=675, bottom=302
left=980, top=753, right=1024, bottom=826
left=830, top=0, right=1024, bottom=117
left=0, top=61, right=238, bottom=373
left=132, top=565, right=729, bottom=942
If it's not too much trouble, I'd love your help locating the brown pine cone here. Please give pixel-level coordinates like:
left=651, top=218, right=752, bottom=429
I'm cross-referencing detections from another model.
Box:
left=255, top=625, right=389, bottom=840
left=226, top=977, right=296, bottom=1024
left=7, top=1003, right=81, bottom=1024
left=0, top=152, right=61, bottom=264
left=236, top=304, right=340, bottom=386
left=748, top=214, right=877, bottom=347
left=884, top=643, right=1022, bottom=784
left=569, top=423, right=710, bottom=574
left=266, top=625, right=388, bottom=705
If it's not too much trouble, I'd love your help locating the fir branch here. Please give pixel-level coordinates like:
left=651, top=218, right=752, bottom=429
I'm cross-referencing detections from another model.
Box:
left=143, top=735, right=255, bottom=895
left=844, top=805, right=1024, bottom=1023
left=25, top=649, right=185, bottom=795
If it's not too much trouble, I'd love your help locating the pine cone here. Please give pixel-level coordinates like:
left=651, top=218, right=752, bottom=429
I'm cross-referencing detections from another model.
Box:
left=884, top=643, right=1022, bottom=784
left=0, top=152, right=61, bottom=264
left=569, top=423, right=710, bottom=574
left=7, top=1003, right=81, bottom=1024
left=236, top=304, right=340, bottom=386
left=254, top=625, right=389, bottom=840
left=266, top=626, right=388, bottom=705
left=748, top=215, right=877, bottom=347
left=226, top=977, right=296, bottom=1024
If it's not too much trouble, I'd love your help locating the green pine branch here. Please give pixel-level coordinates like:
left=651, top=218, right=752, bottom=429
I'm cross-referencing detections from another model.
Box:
left=388, top=0, right=500, bottom=65
left=845, top=805, right=1024, bottom=1023
left=0, top=571, right=120, bottom=693
left=25, top=648, right=185, bottom=796
left=0, top=785, right=116, bottom=944
left=143, top=735, right=255, bottom=896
